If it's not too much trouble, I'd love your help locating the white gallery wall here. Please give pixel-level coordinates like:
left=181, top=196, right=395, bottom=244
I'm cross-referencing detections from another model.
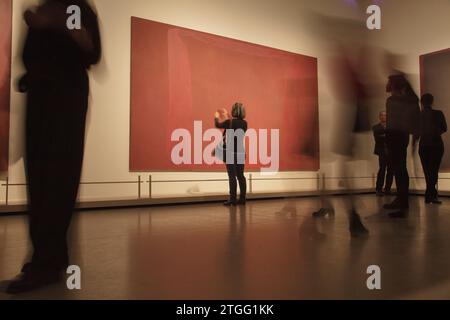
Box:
left=1, top=0, right=449, bottom=205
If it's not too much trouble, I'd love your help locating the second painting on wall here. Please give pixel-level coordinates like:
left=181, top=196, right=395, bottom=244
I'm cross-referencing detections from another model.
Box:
left=421, top=49, right=450, bottom=171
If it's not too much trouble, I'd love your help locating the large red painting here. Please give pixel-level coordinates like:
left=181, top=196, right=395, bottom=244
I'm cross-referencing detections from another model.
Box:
left=420, top=48, right=450, bottom=171
left=130, top=17, right=319, bottom=172
left=0, top=0, right=12, bottom=172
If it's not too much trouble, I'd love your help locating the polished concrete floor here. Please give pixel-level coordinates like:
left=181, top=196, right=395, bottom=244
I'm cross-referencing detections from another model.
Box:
left=1, top=194, right=450, bottom=300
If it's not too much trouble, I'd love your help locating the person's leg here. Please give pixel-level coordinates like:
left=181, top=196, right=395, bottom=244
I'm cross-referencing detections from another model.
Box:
left=376, top=155, right=386, bottom=193
left=385, top=134, right=409, bottom=212
left=387, top=137, right=401, bottom=199
left=419, top=146, right=433, bottom=202
left=385, top=161, right=394, bottom=193
left=430, top=146, right=444, bottom=200
left=24, top=84, right=47, bottom=273
left=342, top=157, right=368, bottom=237
left=313, top=174, right=335, bottom=217
left=7, top=81, right=88, bottom=294
left=386, top=135, right=410, bottom=217
left=32, top=80, right=88, bottom=272
left=226, top=164, right=238, bottom=204
left=236, top=164, right=247, bottom=203
left=397, top=139, right=409, bottom=206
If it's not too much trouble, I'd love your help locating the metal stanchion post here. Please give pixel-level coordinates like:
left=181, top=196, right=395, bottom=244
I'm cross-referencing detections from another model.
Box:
left=5, top=177, right=9, bottom=206
left=138, top=175, right=141, bottom=199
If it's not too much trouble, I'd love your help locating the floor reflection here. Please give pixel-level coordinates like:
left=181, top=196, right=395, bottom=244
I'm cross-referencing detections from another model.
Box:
left=1, top=195, right=450, bottom=299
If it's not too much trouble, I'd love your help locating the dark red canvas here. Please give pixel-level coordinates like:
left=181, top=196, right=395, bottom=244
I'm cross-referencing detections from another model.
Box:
left=0, top=0, right=12, bottom=172
left=130, top=17, right=319, bottom=171
left=420, top=48, right=450, bottom=171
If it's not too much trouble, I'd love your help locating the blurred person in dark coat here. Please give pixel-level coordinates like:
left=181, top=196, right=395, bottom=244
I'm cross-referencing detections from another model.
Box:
left=6, top=0, right=101, bottom=294
left=303, top=12, right=380, bottom=238
left=383, top=75, right=420, bottom=218
left=312, top=44, right=373, bottom=237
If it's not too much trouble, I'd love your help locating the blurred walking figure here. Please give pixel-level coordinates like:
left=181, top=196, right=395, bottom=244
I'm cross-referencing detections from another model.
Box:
left=418, top=93, right=447, bottom=204
left=373, top=111, right=394, bottom=196
left=312, top=46, right=371, bottom=237
left=303, top=12, right=382, bottom=237
left=383, top=75, right=420, bottom=218
left=215, top=103, right=248, bottom=206
left=6, top=0, right=101, bottom=294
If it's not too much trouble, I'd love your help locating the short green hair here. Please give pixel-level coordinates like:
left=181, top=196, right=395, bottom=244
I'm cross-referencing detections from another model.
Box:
left=231, top=102, right=246, bottom=119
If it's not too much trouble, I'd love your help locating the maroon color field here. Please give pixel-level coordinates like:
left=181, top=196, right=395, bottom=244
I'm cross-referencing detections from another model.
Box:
left=130, top=17, right=319, bottom=172
left=0, top=0, right=11, bottom=172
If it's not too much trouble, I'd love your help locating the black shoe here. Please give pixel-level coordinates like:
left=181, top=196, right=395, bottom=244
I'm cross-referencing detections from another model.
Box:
left=223, top=201, right=237, bottom=207
left=6, top=271, right=62, bottom=294
left=236, top=199, right=246, bottom=205
left=21, top=263, right=34, bottom=274
left=388, top=210, right=408, bottom=218
left=349, top=211, right=369, bottom=238
left=383, top=202, right=398, bottom=209
left=432, top=199, right=442, bottom=205
left=384, top=199, right=409, bottom=210
left=384, top=190, right=393, bottom=196
left=313, top=208, right=335, bottom=218
left=376, top=191, right=385, bottom=197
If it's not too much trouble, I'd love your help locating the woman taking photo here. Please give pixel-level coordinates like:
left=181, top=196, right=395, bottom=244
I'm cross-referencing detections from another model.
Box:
left=215, top=103, right=248, bottom=206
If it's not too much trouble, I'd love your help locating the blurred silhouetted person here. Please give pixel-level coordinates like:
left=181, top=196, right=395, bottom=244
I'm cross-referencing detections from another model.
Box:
left=7, top=0, right=101, bottom=294
left=373, top=111, right=393, bottom=196
left=383, top=75, right=420, bottom=218
left=304, top=12, right=378, bottom=238
left=215, top=103, right=248, bottom=206
left=312, top=47, right=371, bottom=237
left=419, top=93, right=447, bottom=204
